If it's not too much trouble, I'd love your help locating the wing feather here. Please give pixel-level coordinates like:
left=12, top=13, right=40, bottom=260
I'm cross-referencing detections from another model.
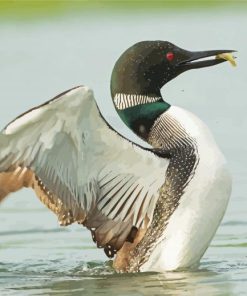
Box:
left=0, top=86, right=169, bottom=256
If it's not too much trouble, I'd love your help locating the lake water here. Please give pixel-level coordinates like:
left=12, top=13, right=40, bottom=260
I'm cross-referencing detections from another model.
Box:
left=0, top=8, right=246, bottom=296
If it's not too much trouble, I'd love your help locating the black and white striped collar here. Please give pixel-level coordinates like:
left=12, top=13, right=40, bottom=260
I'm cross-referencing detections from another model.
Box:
left=114, top=93, right=162, bottom=110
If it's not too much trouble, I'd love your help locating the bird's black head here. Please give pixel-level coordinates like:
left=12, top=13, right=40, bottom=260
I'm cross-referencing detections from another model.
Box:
left=111, top=40, right=234, bottom=98
left=110, top=40, right=235, bottom=142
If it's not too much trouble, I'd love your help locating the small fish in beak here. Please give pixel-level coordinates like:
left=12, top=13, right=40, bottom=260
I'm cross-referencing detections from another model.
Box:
left=216, top=53, right=237, bottom=67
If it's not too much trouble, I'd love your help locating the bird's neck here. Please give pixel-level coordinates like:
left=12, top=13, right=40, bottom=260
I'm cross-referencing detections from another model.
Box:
left=113, top=93, right=170, bottom=141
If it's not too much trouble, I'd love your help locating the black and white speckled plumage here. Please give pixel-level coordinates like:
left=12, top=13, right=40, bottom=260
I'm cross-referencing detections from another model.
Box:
left=125, top=111, right=199, bottom=271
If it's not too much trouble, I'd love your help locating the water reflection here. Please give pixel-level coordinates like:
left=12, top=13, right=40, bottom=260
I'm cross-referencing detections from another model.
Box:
left=4, top=260, right=233, bottom=296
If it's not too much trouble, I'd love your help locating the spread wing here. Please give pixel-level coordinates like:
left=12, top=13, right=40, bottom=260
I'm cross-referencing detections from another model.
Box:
left=0, top=86, right=169, bottom=257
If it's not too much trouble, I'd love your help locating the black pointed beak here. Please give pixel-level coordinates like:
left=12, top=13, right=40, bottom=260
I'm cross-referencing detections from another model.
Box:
left=178, top=49, right=237, bottom=70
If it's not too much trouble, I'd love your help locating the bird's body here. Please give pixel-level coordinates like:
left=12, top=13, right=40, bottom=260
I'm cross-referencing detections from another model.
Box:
left=137, top=106, right=231, bottom=271
left=0, top=41, right=234, bottom=272
left=112, top=103, right=231, bottom=272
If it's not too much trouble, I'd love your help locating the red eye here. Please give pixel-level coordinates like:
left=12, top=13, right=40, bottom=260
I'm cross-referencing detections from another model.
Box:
left=166, top=52, right=174, bottom=61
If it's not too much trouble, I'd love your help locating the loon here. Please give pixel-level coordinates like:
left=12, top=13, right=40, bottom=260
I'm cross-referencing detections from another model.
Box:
left=0, top=41, right=233, bottom=272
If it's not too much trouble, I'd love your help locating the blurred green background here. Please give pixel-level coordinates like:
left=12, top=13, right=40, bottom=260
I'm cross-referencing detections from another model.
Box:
left=0, top=0, right=246, bottom=19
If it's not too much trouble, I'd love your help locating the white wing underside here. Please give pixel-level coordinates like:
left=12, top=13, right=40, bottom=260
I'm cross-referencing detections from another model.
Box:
left=0, top=86, right=169, bottom=256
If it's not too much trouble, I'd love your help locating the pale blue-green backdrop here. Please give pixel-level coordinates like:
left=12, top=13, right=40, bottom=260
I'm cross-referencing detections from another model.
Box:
left=0, top=3, right=246, bottom=295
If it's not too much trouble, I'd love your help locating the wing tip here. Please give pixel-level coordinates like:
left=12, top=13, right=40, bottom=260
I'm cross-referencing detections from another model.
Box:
left=50, top=85, right=93, bottom=102
left=2, top=84, right=94, bottom=134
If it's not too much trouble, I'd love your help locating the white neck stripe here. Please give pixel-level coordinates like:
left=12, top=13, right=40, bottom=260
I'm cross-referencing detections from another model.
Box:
left=114, top=93, right=161, bottom=110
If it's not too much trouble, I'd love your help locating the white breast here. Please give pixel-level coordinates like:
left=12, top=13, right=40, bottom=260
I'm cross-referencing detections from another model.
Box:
left=140, top=106, right=232, bottom=272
